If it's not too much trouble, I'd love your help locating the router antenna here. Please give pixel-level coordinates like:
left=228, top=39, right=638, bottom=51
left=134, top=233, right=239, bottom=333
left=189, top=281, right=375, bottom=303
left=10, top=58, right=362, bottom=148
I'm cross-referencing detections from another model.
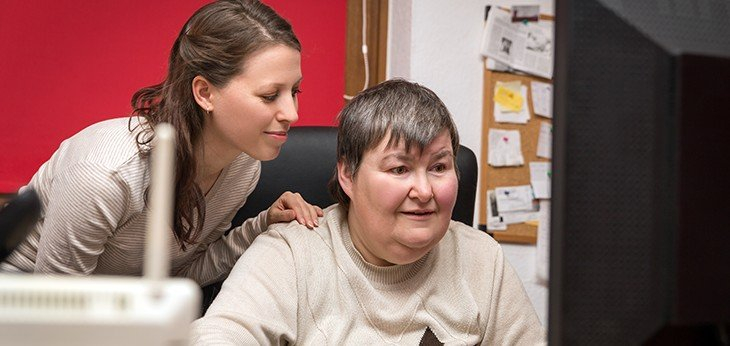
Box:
left=144, top=123, right=176, bottom=282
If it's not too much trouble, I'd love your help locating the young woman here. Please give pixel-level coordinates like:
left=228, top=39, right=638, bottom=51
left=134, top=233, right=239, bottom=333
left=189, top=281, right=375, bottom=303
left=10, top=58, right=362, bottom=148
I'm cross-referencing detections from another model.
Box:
left=0, top=0, right=322, bottom=287
left=191, top=79, right=545, bottom=344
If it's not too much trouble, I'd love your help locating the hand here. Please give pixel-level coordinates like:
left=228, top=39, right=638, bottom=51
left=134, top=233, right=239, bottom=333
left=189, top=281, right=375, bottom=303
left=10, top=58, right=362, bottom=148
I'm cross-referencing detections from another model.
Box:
left=266, top=191, right=324, bottom=229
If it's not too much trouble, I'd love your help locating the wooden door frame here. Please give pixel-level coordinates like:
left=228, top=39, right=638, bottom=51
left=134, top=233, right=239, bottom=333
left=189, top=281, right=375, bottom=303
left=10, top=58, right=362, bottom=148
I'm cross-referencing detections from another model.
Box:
left=345, top=0, right=388, bottom=98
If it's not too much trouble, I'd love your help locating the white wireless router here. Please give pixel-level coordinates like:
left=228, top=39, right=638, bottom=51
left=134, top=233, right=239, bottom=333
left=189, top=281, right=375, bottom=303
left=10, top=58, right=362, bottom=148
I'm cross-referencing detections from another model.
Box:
left=0, top=123, right=201, bottom=345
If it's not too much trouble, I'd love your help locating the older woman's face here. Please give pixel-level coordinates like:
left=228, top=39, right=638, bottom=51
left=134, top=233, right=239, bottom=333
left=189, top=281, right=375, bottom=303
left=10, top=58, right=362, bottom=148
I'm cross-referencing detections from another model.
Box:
left=338, top=130, right=458, bottom=266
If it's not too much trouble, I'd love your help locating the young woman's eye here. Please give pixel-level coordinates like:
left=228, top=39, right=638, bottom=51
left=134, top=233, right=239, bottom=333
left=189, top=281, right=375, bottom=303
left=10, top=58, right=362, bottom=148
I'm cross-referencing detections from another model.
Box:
left=390, top=166, right=408, bottom=175
left=262, top=93, right=278, bottom=102
left=292, top=88, right=302, bottom=97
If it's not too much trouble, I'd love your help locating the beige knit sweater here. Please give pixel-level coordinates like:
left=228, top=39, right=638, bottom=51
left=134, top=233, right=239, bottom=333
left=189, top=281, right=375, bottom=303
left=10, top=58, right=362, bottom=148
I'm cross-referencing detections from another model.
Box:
left=1, top=117, right=267, bottom=286
left=191, top=204, right=546, bottom=345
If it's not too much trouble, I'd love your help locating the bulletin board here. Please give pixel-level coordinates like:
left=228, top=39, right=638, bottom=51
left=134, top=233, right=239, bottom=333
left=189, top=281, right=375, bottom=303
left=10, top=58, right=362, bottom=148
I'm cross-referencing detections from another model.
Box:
left=478, top=69, right=552, bottom=244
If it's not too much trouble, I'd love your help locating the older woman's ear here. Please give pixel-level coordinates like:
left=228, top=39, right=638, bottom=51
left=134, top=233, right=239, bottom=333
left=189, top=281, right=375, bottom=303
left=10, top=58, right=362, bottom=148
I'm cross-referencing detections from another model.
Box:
left=336, top=161, right=354, bottom=198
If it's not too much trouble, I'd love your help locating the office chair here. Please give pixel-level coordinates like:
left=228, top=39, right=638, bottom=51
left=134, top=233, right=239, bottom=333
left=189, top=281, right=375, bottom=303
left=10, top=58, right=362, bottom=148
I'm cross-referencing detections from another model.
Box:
left=230, top=126, right=478, bottom=227
left=0, top=189, right=41, bottom=262
left=201, top=126, right=479, bottom=313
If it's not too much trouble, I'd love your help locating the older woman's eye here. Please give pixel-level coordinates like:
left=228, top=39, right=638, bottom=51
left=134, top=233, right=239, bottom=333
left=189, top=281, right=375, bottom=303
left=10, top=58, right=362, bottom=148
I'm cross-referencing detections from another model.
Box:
left=390, top=166, right=408, bottom=175
left=432, top=163, right=447, bottom=173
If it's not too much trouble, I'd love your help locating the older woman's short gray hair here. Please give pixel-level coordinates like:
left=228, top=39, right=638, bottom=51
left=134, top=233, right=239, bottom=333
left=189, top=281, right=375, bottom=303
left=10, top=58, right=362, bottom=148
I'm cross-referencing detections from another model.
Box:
left=328, top=79, right=460, bottom=210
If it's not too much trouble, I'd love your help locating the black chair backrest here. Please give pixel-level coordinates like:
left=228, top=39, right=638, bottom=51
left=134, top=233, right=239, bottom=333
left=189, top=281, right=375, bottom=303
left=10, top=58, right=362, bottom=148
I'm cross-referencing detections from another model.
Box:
left=0, top=189, right=41, bottom=262
left=231, top=126, right=478, bottom=228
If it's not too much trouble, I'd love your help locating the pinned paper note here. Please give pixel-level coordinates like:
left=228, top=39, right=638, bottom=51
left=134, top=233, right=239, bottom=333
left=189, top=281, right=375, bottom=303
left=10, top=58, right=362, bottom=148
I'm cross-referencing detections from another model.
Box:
left=536, top=121, right=552, bottom=159
left=529, top=161, right=551, bottom=199
left=530, top=81, right=553, bottom=118
left=494, top=185, right=540, bottom=224
left=488, top=129, right=524, bottom=167
left=494, top=83, right=524, bottom=112
left=494, top=85, right=530, bottom=124
left=487, top=186, right=540, bottom=228
left=495, top=185, right=534, bottom=212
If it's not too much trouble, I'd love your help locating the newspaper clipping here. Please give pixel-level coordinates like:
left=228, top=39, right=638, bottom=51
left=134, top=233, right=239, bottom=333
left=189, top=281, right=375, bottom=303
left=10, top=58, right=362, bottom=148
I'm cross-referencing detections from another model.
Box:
left=480, top=8, right=554, bottom=79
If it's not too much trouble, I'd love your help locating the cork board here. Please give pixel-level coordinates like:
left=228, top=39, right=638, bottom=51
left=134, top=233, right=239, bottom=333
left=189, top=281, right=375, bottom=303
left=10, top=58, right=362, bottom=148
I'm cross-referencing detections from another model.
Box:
left=479, top=69, right=552, bottom=244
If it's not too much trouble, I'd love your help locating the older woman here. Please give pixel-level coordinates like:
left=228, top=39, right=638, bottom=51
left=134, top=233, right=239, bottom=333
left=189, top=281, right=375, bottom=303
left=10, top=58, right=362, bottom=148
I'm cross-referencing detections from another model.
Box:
left=191, top=79, right=545, bottom=345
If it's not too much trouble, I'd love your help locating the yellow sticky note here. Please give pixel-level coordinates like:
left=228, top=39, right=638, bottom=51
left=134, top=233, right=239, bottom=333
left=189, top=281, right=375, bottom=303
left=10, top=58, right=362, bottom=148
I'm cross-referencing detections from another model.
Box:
left=494, top=85, right=524, bottom=112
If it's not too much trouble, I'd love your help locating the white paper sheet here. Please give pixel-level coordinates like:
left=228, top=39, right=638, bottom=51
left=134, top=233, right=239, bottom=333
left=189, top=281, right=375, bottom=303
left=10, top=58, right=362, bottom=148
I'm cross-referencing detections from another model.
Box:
left=535, top=200, right=550, bottom=285
left=495, top=185, right=534, bottom=212
left=536, top=121, right=552, bottom=159
left=501, top=209, right=540, bottom=225
left=488, top=129, right=524, bottom=167
left=529, top=161, right=551, bottom=199
left=486, top=188, right=539, bottom=229
left=485, top=57, right=511, bottom=72
left=530, top=81, right=553, bottom=118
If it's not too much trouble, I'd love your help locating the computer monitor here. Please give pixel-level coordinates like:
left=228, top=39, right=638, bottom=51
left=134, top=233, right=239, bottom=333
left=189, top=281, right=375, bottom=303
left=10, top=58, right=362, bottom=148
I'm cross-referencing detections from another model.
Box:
left=549, top=0, right=730, bottom=344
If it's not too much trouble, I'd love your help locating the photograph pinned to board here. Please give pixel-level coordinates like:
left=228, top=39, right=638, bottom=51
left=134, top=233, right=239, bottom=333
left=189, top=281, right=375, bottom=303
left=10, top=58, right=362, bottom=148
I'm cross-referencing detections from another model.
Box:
left=536, top=121, right=552, bottom=159
left=493, top=81, right=530, bottom=124
left=488, top=128, right=524, bottom=167
left=486, top=190, right=507, bottom=231
left=480, top=7, right=554, bottom=79
left=511, top=5, right=540, bottom=23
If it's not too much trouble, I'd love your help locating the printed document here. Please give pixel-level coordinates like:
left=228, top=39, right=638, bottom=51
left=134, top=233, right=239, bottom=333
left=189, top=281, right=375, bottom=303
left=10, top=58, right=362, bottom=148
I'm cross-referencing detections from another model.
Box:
left=481, top=8, right=554, bottom=79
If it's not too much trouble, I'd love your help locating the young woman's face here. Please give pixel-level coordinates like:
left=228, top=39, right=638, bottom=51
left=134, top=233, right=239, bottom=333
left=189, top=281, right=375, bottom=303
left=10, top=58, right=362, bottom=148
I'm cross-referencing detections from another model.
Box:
left=340, top=130, right=458, bottom=266
left=207, top=44, right=302, bottom=161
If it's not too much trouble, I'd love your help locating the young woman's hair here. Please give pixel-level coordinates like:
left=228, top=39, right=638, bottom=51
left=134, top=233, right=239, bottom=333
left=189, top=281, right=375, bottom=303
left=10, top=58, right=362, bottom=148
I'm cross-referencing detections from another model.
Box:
left=328, top=79, right=460, bottom=210
left=130, top=0, right=300, bottom=249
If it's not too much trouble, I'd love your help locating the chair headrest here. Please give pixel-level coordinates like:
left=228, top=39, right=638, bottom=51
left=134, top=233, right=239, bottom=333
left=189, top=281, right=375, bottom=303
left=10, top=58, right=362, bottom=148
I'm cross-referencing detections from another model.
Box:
left=0, top=189, right=41, bottom=262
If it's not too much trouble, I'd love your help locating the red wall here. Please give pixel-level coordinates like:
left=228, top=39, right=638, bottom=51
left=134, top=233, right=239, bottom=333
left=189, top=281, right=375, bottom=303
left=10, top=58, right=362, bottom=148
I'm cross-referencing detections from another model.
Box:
left=0, top=1, right=345, bottom=193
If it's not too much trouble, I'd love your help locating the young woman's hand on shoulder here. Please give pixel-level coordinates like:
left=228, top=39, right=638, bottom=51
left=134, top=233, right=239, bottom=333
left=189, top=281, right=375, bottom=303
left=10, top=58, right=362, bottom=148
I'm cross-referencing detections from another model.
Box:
left=266, top=191, right=323, bottom=229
